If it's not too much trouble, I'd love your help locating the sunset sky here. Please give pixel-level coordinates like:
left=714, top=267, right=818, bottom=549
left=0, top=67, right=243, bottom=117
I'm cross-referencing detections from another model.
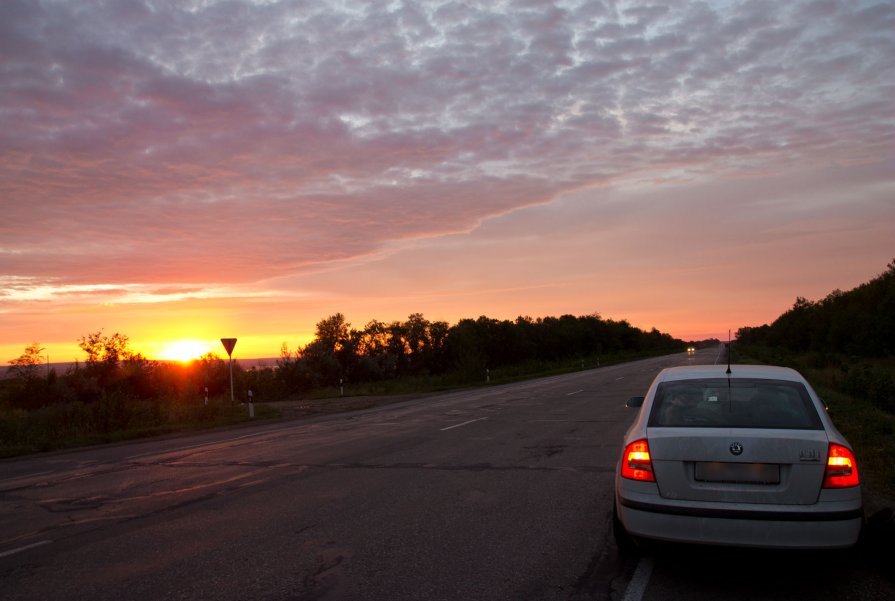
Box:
left=2, top=0, right=893, bottom=364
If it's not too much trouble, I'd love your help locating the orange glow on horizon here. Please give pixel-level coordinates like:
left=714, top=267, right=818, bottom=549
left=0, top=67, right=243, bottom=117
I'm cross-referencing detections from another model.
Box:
left=155, top=340, right=214, bottom=363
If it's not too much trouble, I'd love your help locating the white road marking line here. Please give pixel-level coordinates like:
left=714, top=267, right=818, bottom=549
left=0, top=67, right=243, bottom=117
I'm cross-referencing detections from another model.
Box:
left=0, top=540, right=52, bottom=558
left=615, top=376, right=626, bottom=380
left=566, top=389, right=584, bottom=396
left=622, top=556, right=654, bottom=601
left=440, top=417, right=488, bottom=431
left=231, top=431, right=275, bottom=440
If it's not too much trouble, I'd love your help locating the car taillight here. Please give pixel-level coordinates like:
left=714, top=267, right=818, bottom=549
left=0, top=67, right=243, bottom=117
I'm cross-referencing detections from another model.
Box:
left=823, top=443, right=860, bottom=488
left=621, top=439, right=655, bottom=482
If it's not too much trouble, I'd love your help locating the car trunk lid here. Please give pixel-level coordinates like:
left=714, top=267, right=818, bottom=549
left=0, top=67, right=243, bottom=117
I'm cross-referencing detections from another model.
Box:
left=648, top=428, right=829, bottom=505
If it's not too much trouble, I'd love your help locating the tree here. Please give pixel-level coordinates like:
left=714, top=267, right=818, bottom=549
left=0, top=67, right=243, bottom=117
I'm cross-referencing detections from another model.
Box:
left=351, top=320, right=394, bottom=380
left=79, top=331, right=133, bottom=367
left=77, top=331, right=141, bottom=388
left=8, top=342, right=46, bottom=383
left=356, top=320, right=389, bottom=357
left=304, top=313, right=355, bottom=383
left=5, top=342, right=54, bottom=409
left=276, top=344, right=315, bottom=395
left=425, top=319, right=451, bottom=373
left=446, top=318, right=488, bottom=378
left=314, top=313, right=351, bottom=354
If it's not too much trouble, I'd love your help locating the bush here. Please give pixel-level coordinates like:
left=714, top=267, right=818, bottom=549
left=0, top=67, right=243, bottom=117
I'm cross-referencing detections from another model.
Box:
left=842, top=363, right=895, bottom=413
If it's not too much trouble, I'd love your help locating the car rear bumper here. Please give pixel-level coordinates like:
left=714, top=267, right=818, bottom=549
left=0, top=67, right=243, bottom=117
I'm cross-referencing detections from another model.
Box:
left=617, top=496, right=863, bottom=549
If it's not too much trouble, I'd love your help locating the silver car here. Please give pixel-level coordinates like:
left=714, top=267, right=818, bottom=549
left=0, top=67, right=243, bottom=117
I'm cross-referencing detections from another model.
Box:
left=614, top=364, right=863, bottom=550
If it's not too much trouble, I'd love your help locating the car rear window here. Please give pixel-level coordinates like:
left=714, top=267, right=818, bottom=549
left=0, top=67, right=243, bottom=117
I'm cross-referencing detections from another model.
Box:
left=647, top=378, right=824, bottom=430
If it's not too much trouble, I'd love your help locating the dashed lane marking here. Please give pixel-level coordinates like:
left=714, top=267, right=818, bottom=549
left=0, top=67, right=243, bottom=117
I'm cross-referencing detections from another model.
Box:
left=440, top=417, right=488, bottom=431
left=0, top=540, right=52, bottom=559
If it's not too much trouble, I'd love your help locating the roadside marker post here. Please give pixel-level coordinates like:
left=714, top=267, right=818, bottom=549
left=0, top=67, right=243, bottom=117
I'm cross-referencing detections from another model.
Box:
left=220, top=338, right=237, bottom=403
left=204, top=386, right=209, bottom=406
left=247, top=389, right=254, bottom=418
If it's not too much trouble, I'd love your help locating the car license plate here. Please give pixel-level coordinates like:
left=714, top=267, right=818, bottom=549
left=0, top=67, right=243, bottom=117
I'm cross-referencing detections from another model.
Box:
left=694, top=462, right=780, bottom=484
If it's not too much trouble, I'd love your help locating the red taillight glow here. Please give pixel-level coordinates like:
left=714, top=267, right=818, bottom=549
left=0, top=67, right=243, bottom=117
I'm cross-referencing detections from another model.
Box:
left=823, top=443, right=860, bottom=488
left=621, top=439, right=655, bottom=482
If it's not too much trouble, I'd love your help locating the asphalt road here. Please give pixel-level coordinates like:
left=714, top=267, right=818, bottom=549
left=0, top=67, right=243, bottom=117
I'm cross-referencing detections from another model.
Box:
left=2, top=349, right=893, bottom=600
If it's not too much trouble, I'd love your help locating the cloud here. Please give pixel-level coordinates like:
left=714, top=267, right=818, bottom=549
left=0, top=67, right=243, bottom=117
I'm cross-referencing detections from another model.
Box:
left=1, top=0, right=893, bottom=298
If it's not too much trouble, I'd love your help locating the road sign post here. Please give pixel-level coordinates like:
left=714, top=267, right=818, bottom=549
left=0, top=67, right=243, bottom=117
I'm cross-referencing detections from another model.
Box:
left=220, top=338, right=237, bottom=403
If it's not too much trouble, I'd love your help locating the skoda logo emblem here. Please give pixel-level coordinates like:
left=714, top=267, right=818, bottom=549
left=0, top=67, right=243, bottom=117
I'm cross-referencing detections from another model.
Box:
left=730, top=442, right=744, bottom=456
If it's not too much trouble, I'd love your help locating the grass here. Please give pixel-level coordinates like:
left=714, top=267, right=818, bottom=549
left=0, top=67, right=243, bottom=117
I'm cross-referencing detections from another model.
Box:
left=304, top=349, right=670, bottom=399
left=804, top=374, right=895, bottom=502
left=0, top=397, right=278, bottom=458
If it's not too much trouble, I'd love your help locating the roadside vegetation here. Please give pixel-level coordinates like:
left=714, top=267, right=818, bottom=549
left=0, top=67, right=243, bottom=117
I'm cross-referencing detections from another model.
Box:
left=1, top=313, right=685, bottom=457
left=735, top=260, right=895, bottom=499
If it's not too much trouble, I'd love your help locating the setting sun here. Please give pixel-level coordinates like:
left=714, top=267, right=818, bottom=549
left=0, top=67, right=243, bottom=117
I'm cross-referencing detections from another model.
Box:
left=158, top=340, right=211, bottom=363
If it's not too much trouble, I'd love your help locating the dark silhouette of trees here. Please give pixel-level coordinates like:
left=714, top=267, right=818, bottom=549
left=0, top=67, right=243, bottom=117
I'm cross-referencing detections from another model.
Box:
left=4, top=311, right=683, bottom=413
left=5, top=343, right=53, bottom=410
left=75, top=331, right=156, bottom=399
left=272, top=311, right=681, bottom=394
left=737, top=260, right=895, bottom=357
left=735, top=260, right=895, bottom=414
left=8, top=343, right=46, bottom=383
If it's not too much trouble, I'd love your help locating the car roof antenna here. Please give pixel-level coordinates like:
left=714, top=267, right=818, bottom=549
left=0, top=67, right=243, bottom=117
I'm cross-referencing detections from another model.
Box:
left=726, top=329, right=732, bottom=374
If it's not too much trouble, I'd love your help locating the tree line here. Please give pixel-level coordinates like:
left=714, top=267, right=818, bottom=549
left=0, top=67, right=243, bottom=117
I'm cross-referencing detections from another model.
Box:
left=735, top=260, right=895, bottom=413
left=276, top=312, right=682, bottom=395
left=3, top=312, right=683, bottom=411
left=736, top=260, right=895, bottom=358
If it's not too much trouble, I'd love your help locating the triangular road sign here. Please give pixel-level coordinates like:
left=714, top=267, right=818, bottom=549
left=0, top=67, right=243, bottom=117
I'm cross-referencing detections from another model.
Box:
left=220, top=338, right=237, bottom=357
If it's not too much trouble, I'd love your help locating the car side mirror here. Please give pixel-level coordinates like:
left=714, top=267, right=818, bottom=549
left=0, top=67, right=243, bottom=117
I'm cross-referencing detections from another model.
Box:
left=626, top=396, right=644, bottom=408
